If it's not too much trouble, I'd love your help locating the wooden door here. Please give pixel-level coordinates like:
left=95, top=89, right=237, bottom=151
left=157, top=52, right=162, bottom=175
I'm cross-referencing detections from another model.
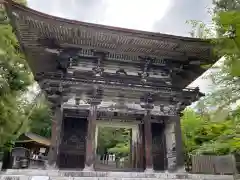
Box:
left=58, top=117, right=88, bottom=169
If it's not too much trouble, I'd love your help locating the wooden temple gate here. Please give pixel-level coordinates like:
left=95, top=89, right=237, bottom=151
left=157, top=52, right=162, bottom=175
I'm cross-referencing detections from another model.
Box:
left=4, top=0, right=215, bottom=172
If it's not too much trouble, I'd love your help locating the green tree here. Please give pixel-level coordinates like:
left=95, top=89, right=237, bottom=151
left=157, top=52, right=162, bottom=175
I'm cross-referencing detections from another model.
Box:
left=213, top=0, right=240, bottom=12
left=0, top=1, right=31, bottom=95
left=180, top=0, right=240, bottom=164
left=29, top=106, right=51, bottom=138
left=206, top=0, right=240, bottom=109
left=97, top=127, right=130, bottom=158
left=187, top=1, right=240, bottom=112
left=0, top=0, right=33, bottom=149
left=181, top=107, right=240, bottom=156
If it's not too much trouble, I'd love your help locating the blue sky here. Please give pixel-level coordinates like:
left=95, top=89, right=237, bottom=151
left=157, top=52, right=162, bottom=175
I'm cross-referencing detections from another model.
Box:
left=27, top=0, right=214, bottom=93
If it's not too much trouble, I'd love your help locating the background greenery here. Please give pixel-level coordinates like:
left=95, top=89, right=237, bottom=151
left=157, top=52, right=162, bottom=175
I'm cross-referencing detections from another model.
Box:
left=97, top=127, right=130, bottom=158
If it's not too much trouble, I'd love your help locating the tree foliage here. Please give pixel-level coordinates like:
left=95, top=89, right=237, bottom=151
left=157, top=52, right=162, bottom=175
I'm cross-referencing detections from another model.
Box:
left=205, top=0, right=240, bottom=109
left=0, top=0, right=31, bottom=148
left=97, top=127, right=130, bottom=158
left=181, top=108, right=240, bottom=156
left=27, top=94, right=52, bottom=138
left=0, top=1, right=32, bottom=95
left=0, top=94, right=26, bottom=147
left=186, top=0, right=240, bottom=113
left=0, top=1, right=52, bottom=149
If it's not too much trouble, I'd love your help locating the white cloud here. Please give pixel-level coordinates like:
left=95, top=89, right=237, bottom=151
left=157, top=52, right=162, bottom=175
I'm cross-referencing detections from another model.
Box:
left=100, top=0, right=171, bottom=31
left=153, top=0, right=212, bottom=36
left=27, top=0, right=171, bottom=31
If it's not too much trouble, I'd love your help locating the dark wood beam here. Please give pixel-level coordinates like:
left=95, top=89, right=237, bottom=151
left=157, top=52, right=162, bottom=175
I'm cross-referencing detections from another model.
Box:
left=39, top=76, right=203, bottom=98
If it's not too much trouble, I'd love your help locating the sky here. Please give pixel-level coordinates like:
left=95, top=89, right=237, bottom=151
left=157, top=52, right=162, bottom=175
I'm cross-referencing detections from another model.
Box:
left=27, top=0, right=214, bottom=93
left=27, top=0, right=213, bottom=36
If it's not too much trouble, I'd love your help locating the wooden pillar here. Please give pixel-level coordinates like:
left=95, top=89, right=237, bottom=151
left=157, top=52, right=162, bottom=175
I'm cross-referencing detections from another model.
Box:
left=143, top=110, right=153, bottom=172
left=129, top=129, right=133, bottom=168
left=174, top=116, right=185, bottom=171
left=48, top=107, right=62, bottom=168
left=84, top=105, right=97, bottom=171
left=138, top=124, right=144, bottom=170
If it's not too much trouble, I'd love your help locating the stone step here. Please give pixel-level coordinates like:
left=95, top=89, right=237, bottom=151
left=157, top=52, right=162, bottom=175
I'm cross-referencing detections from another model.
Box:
left=94, top=163, right=132, bottom=172
left=0, top=175, right=235, bottom=180
left=0, top=170, right=234, bottom=180
left=0, top=176, right=186, bottom=180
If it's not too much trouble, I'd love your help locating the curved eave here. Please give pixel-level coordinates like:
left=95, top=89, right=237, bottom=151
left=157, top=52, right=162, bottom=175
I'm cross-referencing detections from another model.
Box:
left=24, top=132, right=51, bottom=146
left=4, top=0, right=212, bottom=44
left=16, top=132, right=51, bottom=146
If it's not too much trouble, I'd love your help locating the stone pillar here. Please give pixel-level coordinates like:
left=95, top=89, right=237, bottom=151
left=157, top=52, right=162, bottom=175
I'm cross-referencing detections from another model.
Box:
left=131, top=127, right=138, bottom=169
left=84, top=105, right=97, bottom=171
left=95, top=126, right=99, bottom=154
left=132, top=126, right=140, bottom=169
left=143, top=110, right=153, bottom=172
left=165, top=116, right=185, bottom=172
left=164, top=118, right=177, bottom=171
left=48, top=106, right=62, bottom=168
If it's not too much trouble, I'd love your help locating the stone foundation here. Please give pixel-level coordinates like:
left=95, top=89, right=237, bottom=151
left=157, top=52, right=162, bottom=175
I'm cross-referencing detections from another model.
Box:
left=0, top=169, right=234, bottom=180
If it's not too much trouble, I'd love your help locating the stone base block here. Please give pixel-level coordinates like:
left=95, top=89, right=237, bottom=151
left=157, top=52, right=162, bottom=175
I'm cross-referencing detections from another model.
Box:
left=144, top=168, right=153, bottom=173
left=83, top=165, right=94, bottom=172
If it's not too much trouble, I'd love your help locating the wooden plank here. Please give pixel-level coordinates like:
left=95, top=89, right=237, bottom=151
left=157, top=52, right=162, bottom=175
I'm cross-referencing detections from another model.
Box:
left=192, top=155, right=215, bottom=174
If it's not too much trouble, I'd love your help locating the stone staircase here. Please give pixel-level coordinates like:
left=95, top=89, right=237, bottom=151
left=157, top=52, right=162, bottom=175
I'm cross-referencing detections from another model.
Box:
left=0, top=169, right=235, bottom=180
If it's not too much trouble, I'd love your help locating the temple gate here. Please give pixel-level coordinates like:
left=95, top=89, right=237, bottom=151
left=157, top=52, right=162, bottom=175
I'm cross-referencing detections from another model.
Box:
left=4, top=0, right=216, bottom=172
